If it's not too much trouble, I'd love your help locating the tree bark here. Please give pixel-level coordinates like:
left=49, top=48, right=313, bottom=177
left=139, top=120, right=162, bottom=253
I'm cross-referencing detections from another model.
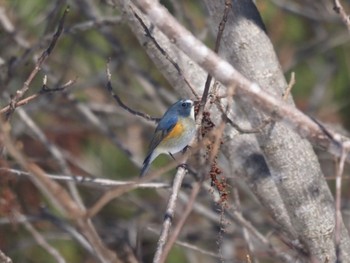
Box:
left=204, top=0, right=350, bottom=261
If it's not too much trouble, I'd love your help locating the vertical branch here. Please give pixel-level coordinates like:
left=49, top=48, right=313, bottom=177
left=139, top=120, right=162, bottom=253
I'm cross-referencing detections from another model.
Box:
left=335, top=145, right=349, bottom=262
left=158, top=182, right=201, bottom=263
left=153, top=167, right=188, bottom=263
left=158, top=120, right=227, bottom=262
left=198, top=0, right=231, bottom=122
left=232, top=187, right=257, bottom=262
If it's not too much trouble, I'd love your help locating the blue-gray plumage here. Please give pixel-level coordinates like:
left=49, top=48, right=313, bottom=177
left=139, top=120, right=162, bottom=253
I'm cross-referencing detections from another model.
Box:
left=140, top=99, right=196, bottom=177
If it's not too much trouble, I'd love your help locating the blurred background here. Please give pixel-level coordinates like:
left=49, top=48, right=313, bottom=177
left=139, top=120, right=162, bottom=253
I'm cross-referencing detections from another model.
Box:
left=0, top=0, right=350, bottom=262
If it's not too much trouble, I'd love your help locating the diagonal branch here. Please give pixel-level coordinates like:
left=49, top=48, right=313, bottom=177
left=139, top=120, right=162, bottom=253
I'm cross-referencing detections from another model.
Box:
left=131, top=0, right=350, bottom=162
left=333, top=0, right=350, bottom=31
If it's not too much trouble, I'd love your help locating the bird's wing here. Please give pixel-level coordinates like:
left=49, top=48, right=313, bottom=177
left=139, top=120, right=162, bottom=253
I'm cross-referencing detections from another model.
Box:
left=147, top=115, right=178, bottom=154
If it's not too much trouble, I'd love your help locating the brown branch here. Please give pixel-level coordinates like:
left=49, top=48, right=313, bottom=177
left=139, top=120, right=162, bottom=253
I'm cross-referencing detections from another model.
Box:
left=0, top=119, right=120, bottom=263
left=5, top=6, right=69, bottom=120
left=0, top=78, right=76, bottom=115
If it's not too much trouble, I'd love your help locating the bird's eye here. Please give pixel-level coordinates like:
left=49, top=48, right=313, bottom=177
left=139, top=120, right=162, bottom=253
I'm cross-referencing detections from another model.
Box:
left=181, top=102, right=187, bottom=107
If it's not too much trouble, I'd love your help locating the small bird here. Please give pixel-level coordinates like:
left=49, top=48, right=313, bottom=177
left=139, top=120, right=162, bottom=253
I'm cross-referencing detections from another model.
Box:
left=140, top=99, right=196, bottom=177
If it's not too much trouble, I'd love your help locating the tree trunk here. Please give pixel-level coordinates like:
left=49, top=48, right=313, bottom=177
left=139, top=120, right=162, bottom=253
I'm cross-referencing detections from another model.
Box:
left=204, top=0, right=350, bottom=261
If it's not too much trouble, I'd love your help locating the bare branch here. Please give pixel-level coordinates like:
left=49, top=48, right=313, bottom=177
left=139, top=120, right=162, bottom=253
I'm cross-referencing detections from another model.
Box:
left=6, top=6, right=69, bottom=119
left=0, top=79, right=76, bottom=115
left=333, top=0, right=350, bottom=31
left=105, top=60, right=160, bottom=122
left=0, top=119, right=121, bottom=263
left=153, top=166, right=188, bottom=263
left=1, top=167, right=171, bottom=189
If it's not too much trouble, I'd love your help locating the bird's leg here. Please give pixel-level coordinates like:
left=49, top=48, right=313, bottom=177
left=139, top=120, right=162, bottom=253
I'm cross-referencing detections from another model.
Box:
left=169, top=152, right=176, bottom=161
left=169, top=152, right=189, bottom=171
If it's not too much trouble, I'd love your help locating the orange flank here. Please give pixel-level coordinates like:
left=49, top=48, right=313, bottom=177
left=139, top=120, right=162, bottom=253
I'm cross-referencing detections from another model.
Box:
left=165, top=120, right=184, bottom=140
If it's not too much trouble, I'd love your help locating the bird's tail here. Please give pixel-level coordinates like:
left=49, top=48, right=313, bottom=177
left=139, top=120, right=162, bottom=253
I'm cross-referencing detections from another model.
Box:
left=140, top=152, right=154, bottom=177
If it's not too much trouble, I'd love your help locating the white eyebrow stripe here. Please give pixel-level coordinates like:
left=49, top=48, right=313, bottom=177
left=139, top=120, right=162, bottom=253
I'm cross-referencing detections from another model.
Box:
left=184, top=99, right=193, bottom=104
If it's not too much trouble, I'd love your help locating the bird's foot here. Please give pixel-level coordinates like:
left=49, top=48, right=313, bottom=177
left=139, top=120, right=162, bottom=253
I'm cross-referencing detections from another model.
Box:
left=176, top=163, right=189, bottom=170
left=182, top=145, right=191, bottom=154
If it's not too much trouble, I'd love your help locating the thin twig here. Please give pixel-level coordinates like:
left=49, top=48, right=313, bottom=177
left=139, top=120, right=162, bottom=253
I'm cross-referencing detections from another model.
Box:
left=0, top=79, right=76, bottom=115
left=16, top=210, right=67, bottom=263
left=0, top=6, right=30, bottom=48
left=282, top=72, right=296, bottom=100
left=232, top=187, right=257, bottom=263
left=225, top=72, right=296, bottom=134
left=6, top=6, right=69, bottom=119
left=1, top=167, right=172, bottom=189
left=105, top=60, right=160, bottom=122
